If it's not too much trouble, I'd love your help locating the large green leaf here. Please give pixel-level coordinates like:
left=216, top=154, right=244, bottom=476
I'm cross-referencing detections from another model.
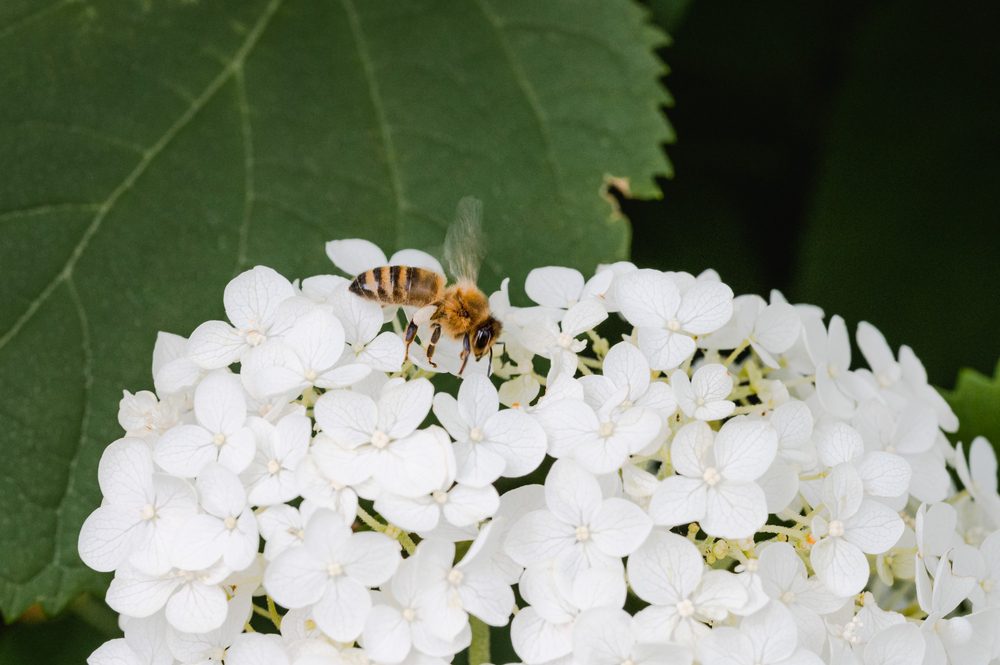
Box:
left=0, top=0, right=670, bottom=615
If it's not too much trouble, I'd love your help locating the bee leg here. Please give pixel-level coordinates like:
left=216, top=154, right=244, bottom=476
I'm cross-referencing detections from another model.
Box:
left=425, top=323, right=442, bottom=368
left=487, top=346, right=493, bottom=376
left=458, top=333, right=471, bottom=375
left=403, top=318, right=419, bottom=362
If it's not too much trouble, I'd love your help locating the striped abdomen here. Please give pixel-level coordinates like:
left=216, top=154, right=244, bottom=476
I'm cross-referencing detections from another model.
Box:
left=348, top=265, right=445, bottom=306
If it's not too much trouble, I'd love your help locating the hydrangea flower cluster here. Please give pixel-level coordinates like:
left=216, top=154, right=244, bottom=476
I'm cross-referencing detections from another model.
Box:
left=80, top=238, right=1000, bottom=665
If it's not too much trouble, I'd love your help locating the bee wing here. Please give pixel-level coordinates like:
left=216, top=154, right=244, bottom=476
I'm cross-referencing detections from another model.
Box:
left=443, top=196, right=485, bottom=282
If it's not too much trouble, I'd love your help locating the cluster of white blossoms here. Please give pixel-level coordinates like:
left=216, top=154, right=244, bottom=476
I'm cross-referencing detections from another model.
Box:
left=79, top=237, right=1000, bottom=665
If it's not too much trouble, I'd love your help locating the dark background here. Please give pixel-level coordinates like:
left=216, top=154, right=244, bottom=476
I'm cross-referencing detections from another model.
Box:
left=624, top=0, right=1000, bottom=387
left=3, top=0, right=999, bottom=660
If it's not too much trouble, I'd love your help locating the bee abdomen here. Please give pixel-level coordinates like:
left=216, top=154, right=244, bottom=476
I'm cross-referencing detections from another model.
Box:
left=349, top=265, right=444, bottom=306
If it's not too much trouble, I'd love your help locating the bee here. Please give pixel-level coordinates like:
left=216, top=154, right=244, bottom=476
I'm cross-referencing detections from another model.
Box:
left=348, top=197, right=502, bottom=374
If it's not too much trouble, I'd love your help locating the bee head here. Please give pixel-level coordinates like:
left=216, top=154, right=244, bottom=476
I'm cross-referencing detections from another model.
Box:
left=471, top=317, right=502, bottom=360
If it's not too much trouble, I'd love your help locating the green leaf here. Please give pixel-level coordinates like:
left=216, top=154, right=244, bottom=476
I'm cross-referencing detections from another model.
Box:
left=943, top=360, right=1000, bottom=449
left=0, top=0, right=670, bottom=615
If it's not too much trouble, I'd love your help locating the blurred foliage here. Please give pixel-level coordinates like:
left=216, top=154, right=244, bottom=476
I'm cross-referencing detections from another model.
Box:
left=943, top=360, right=1000, bottom=449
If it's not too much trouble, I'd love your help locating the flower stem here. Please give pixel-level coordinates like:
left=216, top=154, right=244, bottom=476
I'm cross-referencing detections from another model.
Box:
left=469, top=616, right=491, bottom=665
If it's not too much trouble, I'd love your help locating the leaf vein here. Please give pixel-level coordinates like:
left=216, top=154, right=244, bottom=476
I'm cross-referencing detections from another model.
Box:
left=0, top=0, right=284, bottom=354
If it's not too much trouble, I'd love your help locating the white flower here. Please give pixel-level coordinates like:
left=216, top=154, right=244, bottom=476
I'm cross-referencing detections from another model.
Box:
left=171, top=463, right=259, bottom=571
left=87, top=614, right=171, bottom=665
left=537, top=390, right=661, bottom=474
left=970, top=531, right=1000, bottom=610
left=854, top=400, right=947, bottom=504
left=955, top=437, right=1000, bottom=527
left=432, top=373, right=547, bottom=486
left=154, top=371, right=255, bottom=477
left=263, top=509, right=400, bottom=642
left=512, top=563, right=626, bottom=664
left=118, top=390, right=177, bottom=440
left=671, top=363, right=734, bottom=421
left=504, top=459, right=651, bottom=575
left=758, top=399, right=816, bottom=513
left=524, top=266, right=603, bottom=309
left=242, top=413, right=310, bottom=506
left=698, top=602, right=823, bottom=665
left=405, top=534, right=514, bottom=630
left=649, top=418, right=777, bottom=539
left=573, top=606, right=692, bottom=665
left=152, top=331, right=204, bottom=397
left=810, top=464, right=904, bottom=597
left=521, top=298, right=609, bottom=362
left=105, top=561, right=231, bottom=633
left=311, top=379, right=452, bottom=497
left=327, top=282, right=405, bottom=372
left=78, top=438, right=196, bottom=574
left=257, top=504, right=305, bottom=561
left=627, top=530, right=748, bottom=645
left=241, top=306, right=370, bottom=399
left=226, top=633, right=290, bottom=665
left=580, top=341, right=677, bottom=421
left=361, top=552, right=470, bottom=663
left=188, top=266, right=296, bottom=369
left=861, top=623, right=926, bottom=665
left=814, top=421, right=912, bottom=501
left=617, top=269, right=734, bottom=371
left=166, top=591, right=251, bottom=663
left=294, top=455, right=359, bottom=525
left=703, top=295, right=801, bottom=369
left=805, top=314, right=859, bottom=418
left=375, top=468, right=498, bottom=534
left=755, top=542, right=846, bottom=651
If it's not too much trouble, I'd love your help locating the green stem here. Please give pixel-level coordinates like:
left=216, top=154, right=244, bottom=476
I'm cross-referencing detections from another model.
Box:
left=469, top=617, right=491, bottom=665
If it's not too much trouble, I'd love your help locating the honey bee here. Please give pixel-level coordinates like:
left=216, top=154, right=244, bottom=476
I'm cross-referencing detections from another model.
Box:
left=348, top=197, right=502, bottom=374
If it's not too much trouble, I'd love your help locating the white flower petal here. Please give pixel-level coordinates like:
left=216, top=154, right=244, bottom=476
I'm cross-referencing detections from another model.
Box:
left=443, top=484, right=500, bottom=527
left=525, top=266, right=585, bottom=308
left=638, top=327, right=697, bottom=371
left=545, top=459, right=603, bottom=525
left=325, top=239, right=387, bottom=276
left=844, top=499, right=904, bottom=554
left=864, top=622, right=925, bottom=665
left=628, top=530, right=703, bottom=606
left=617, top=270, right=680, bottom=328
left=224, top=266, right=295, bottom=331
left=677, top=281, right=734, bottom=334
left=188, top=320, right=245, bottom=369
left=165, top=581, right=228, bottom=633
left=702, top=482, right=767, bottom=539
left=313, top=577, right=370, bottom=642
left=154, top=425, right=215, bottom=478
left=590, top=497, right=652, bottom=557
left=811, top=537, right=869, bottom=597
left=194, top=372, right=247, bottom=436
left=227, top=633, right=290, bottom=665
left=264, top=546, right=326, bottom=608
left=78, top=505, right=143, bottom=572
left=314, top=390, right=377, bottom=447
left=504, top=510, right=575, bottom=567
left=714, top=418, right=777, bottom=482
left=362, top=604, right=411, bottom=664
left=648, top=476, right=707, bottom=528
left=378, top=378, right=434, bottom=439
